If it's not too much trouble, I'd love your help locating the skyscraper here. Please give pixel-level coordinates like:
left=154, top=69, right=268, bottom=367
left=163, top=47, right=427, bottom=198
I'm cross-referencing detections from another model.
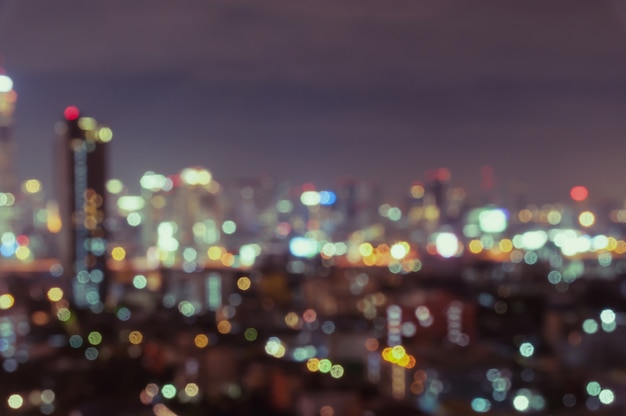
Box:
left=57, top=106, right=113, bottom=310
left=0, top=70, right=18, bottom=238
left=0, top=70, right=16, bottom=195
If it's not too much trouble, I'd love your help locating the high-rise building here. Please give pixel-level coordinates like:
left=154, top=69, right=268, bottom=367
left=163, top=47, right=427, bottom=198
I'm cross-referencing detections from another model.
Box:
left=0, top=70, right=16, bottom=194
left=0, top=70, right=18, bottom=237
left=57, top=106, right=113, bottom=310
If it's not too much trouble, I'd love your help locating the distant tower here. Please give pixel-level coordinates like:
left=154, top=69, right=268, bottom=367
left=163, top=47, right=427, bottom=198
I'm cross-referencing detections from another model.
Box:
left=0, top=70, right=17, bottom=195
left=426, top=168, right=451, bottom=222
left=57, top=106, right=113, bottom=310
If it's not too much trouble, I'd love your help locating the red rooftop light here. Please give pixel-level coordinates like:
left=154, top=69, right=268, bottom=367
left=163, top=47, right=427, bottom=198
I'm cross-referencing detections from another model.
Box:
left=64, top=106, right=80, bottom=120
left=570, top=186, right=588, bottom=202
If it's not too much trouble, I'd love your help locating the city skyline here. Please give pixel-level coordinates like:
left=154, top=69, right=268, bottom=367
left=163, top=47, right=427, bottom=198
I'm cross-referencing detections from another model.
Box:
left=3, top=3, right=626, bottom=412
left=1, top=0, right=626, bottom=203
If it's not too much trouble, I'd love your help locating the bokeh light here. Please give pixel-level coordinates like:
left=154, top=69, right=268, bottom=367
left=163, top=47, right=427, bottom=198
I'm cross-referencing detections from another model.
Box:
left=184, top=383, right=199, bottom=398
left=237, top=276, right=251, bottom=291
left=161, top=384, right=176, bottom=399
left=129, top=331, right=143, bottom=345
left=47, top=287, right=63, bottom=302
left=133, top=274, right=147, bottom=289
left=578, top=211, right=595, bottom=227
left=194, top=334, right=209, bottom=348
left=88, top=331, right=102, bottom=345
left=8, top=394, right=23, bottom=409
left=244, top=328, right=257, bottom=341
left=0, top=293, right=15, bottom=310
left=111, top=246, right=126, bottom=261
left=519, top=342, right=534, bottom=358
left=570, top=186, right=588, bottom=202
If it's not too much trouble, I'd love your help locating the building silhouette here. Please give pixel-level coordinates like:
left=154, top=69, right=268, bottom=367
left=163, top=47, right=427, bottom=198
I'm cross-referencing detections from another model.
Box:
left=0, top=69, right=16, bottom=195
left=0, top=70, right=18, bottom=238
left=57, top=106, right=112, bottom=309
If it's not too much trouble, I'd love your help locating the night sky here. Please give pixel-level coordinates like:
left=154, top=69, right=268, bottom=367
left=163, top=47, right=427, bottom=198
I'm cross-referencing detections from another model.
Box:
left=1, top=0, right=626, bottom=203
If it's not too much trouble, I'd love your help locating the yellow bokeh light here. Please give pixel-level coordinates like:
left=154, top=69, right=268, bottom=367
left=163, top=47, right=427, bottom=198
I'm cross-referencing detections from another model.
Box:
left=129, top=331, right=143, bottom=345
left=499, top=239, right=513, bottom=253
left=194, top=334, right=209, bottom=348
left=98, top=127, right=113, bottom=142
left=237, top=276, right=251, bottom=291
left=468, top=240, right=483, bottom=254
left=181, top=167, right=212, bottom=186
left=106, top=179, right=124, bottom=194
left=207, top=246, right=222, bottom=260
left=0, top=294, right=15, bottom=310
left=607, top=237, right=617, bottom=251
left=47, top=215, right=62, bottom=233
left=47, top=287, right=63, bottom=302
left=579, top=211, right=595, bottom=227
left=23, top=179, right=42, bottom=194
left=217, top=320, right=232, bottom=334
left=285, top=311, right=299, bottom=327
left=15, top=246, right=30, bottom=261
left=391, top=345, right=406, bottom=360
left=398, top=354, right=410, bottom=367
left=184, top=383, right=199, bottom=397
left=111, top=246, right=126, bottom=261
left=363, top=253, right=376, bottom=266
left=381, top=345, right=415, bottom=368
left=306, top=358, right=320, bottom=372
left=78, top=117, right=96, bottom=130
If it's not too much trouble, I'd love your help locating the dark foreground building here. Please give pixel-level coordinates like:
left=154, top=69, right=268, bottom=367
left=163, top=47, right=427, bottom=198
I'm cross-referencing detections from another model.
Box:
left=57, top=106, right=113, bottom=310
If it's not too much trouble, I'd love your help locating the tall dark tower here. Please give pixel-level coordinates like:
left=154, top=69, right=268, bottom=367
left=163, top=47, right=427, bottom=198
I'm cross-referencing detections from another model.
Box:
left=426, top=167, right=451, bottom=222
left=0, top=70, right=16, bottom=195
left=57, top=106, right=113, bottom=310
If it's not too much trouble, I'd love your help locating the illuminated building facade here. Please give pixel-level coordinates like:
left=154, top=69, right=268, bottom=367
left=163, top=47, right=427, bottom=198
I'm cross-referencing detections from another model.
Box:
left=0, top=70, right=16, bottom=195
left=57, top=106, right=113, bottom=309
left=138, top=167, right=222, bottom=266
left=0, top=71, right=18, bottom=236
